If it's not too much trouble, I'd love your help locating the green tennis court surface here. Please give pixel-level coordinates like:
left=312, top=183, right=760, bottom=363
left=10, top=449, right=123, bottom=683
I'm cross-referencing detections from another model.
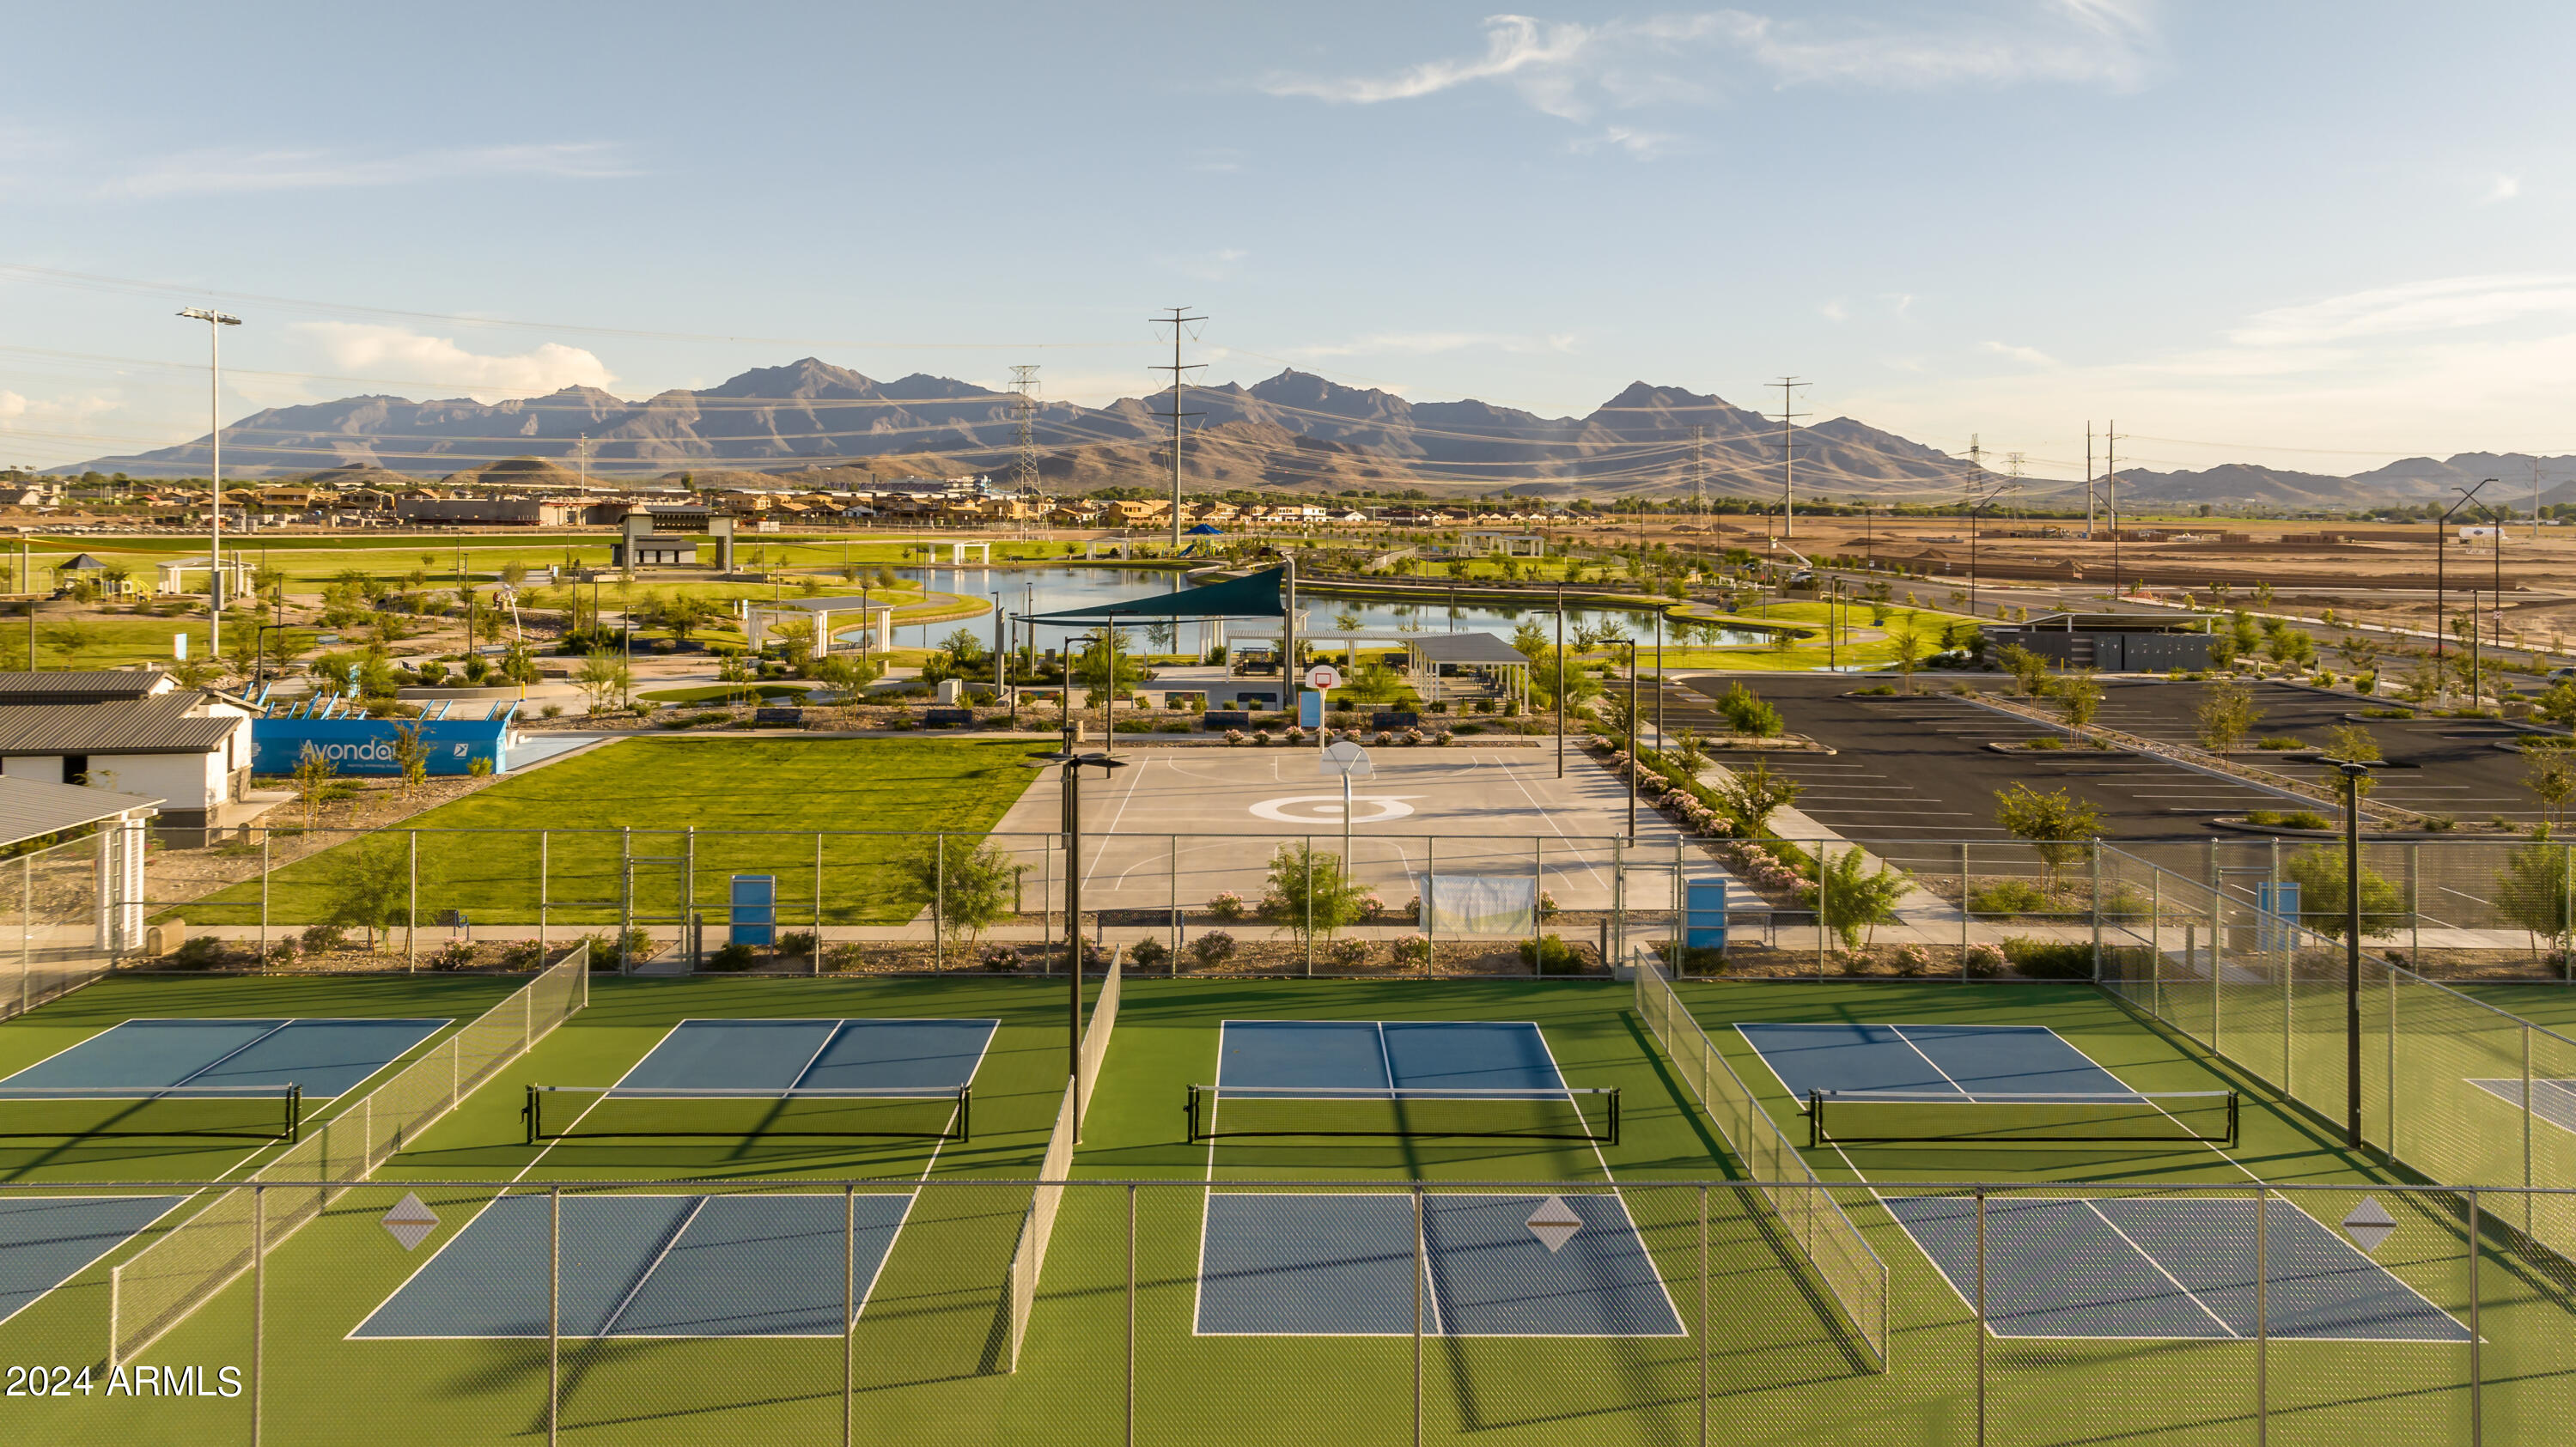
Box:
left=0, top=973, right=2567, bottom=1445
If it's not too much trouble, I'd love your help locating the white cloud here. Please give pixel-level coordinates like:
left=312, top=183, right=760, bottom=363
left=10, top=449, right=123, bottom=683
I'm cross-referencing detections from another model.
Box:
left=101, top=142, right=636, bottom=199
left=2482, top=173, right=2522, bottom=204
left=2229, top=274, right=2576, bottom=347
left=1982, top=340, right=2057, bottom=367
left=293, top=323, right=616, bottom=403
left=1160, top=247, right=1250, bottom=283
left=1260, top=4, right=2159, bottom=148
left=1820, top=299, right=1850, bottom=322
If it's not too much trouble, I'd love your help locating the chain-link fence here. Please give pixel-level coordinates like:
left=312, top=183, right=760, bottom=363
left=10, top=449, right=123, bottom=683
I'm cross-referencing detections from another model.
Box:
left=2, top=1175, right=2566, bottom=1446
left=0, top=830, right=123, bottom=1023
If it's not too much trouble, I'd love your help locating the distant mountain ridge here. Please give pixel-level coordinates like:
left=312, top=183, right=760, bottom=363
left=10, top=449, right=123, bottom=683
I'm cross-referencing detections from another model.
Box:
left=52, top=358, right=2568, bottom=508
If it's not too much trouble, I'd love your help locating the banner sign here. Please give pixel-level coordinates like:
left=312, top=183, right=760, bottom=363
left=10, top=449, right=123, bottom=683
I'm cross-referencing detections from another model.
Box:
left=251, top=718, right=510, bottom=776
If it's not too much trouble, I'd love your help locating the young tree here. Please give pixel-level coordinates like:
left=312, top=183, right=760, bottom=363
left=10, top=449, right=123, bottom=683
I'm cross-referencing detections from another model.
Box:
left=575, top=647, right=630, bottom=713
left=769, top=618, right=819, bottom=673
left=1257, top=842, right=1372, bottom=946
left=323, top=834, right=412, bottom=951
left=291, top=742, right=338, bottom=830
left=1891, top=623, right=1925, bottom=693
left=41, top=620, right=98, bottom=667
left=1712, top=758, right=1803, bottom=837
left=1809, top=844, right=1907, bottom=951
left=2495, top=830, right=2574, bottom=968
left=1992, top=781, right=2101, bottom=886
left=2281, top=844, right=2405, bottom=942
left=1997, top=641, right=2049, bottom=696
left=894, top=834, right=1017, bottom=949
left=2195, top=680, right=2262, bottom=754
left=2056, top=667, right=2103, bottom=731
left=389, top=721, right=430, bottom=799
left=2525, top=751, right=2576, bottom=830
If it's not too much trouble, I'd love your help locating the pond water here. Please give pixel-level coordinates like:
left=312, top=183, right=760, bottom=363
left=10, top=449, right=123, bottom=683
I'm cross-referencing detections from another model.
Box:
left=886, top=567, right=1776, bottom=652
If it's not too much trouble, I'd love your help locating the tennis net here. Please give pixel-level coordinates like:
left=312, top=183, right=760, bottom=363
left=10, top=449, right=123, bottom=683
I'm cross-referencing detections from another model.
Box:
left=1807, top=1089, right=2239, bottom=1147
left=0, top=1085, right=301, bottom=1140
left=1185, top=1085, right=1619, bottom=1145
left=525, top=1085, right=971, bottom=1144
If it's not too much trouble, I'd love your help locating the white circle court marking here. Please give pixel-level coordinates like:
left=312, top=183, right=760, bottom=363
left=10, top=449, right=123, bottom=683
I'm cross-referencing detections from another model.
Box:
left=1248, top=794, right=1421, bottom=824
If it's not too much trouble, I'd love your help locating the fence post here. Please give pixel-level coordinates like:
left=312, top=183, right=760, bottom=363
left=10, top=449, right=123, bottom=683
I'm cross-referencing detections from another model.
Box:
left=1814, top=840, right=1829, bottom=977
left=1975, top=1188, right=1988, bottom=1447
left=406, top=831, right=417, bottom=973
left=1697, top=1183, right=1709, bottom=1447
left=2255, top=1183, right=2268, bottom=1446
left=619, top=826, right=632, bottom=974
left=16, top=853, right=27, bottom=1019
left=2409, top=842, right=2421, bottom=963
left=259, top=830, right=270, bottom=966
left=2150, top=868, right=2163, bottom=1010
left=2090, top=841, right=2103, bottom=981
left=1412, top=1185, right=1425, bottom=1447
left=538, top=830, right=549, bottom=955
left=1425, top=837, right=1437, bottom=976
left=251, top=1183, right=265, bottom=1447
left=1611, top=836, right=1623, bottom=970
left=1043, top=836, right=1054, bottom=974
left=1533, top=838, right=1545, bottom=970
left=1169, top=835, right=1180, bottom=969
left=935, top=833, right=946, bottom=971
left=1304, top=838, right=1313, bottom=976
left=1126, top=1183, right=1137, bottom=1447
left=547, top=1185, right=561, bottom=1447
left=843, top=1183, right=855, bottom=1447
left=2524, top=1025, right=2536, bottom=1238
left=2469, top=1189, right=2482, bottom=1445
left=814, top=831, right=825, bottom=941
left=1959, top=841, right=1971, bottom=976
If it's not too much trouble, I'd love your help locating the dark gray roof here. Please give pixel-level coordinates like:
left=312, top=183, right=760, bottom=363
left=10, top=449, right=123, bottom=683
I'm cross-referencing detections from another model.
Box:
left=1405, top=632, right=1533, bottom=666
left=0, top=694, right=243, bottom=755
left=0, top=775, right=160, bottom=848
left=0, top=669, right=171, bottom=704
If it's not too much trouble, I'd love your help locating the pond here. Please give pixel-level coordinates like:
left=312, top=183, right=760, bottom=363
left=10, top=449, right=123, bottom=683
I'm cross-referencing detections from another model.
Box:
left=885, top=567, right=1777, bottom=653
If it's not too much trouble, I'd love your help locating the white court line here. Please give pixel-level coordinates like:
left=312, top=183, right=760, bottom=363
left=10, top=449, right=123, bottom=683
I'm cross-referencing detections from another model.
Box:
left=1081, top=755, right=1155, bottom=886
left=0, top=1195, right=188, bottom=1330
left=595, top=1196, right=709, bottom=1335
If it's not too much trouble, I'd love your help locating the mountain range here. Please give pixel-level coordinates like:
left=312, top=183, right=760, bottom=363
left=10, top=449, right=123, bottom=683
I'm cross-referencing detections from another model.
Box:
left=52, top=358, right=2573, bottom=509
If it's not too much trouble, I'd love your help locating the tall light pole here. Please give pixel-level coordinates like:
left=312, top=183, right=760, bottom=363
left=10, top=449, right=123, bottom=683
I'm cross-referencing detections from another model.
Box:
left=2435, top=480, right=2494, bottom=701
left=178, top=307, right=241, bottom=659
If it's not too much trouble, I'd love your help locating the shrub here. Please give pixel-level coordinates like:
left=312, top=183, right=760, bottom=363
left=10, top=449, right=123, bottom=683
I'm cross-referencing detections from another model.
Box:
left=1517, top=933, right=1582, bottom=974
left=776, top=930, right=818, bottom=958
left=498, top=939, right=544, bottom=970
left=1964, top=942, right=2007, bottom=978
left=165, top=935, right=234, bottom=971
left=1391, top=933, right=1432, bottom=968
left=2246, top=810, right=2332, bottom=830
left=1325, top=938, right=1370, bottom=969
left=429, top=939, right=478, bottom=971
left=1189, top=931, right=1238, bottom=968
left=2023, top=736, right=2064, bottom=751
left=1967, top=879, right=2053, bottom=915
left=2000, top=936, right=2095, bottom=979
left=1895, top=944, right=1929, bottom=976
left=706, top=942, right=760, bottom=971
left=298, top=923, right=350, bottom=956
left=1207, top=891, right=1247, bottom=921
left=2256, top=736, right=2308, bottom=751
left=540, top=704, right=562, bottom=719
left=1129, top=938, right=1170, bottom=970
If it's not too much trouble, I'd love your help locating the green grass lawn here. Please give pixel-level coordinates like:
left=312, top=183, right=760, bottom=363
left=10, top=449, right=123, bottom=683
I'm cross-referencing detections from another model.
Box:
left=179, top=737, right=1048, bottom=929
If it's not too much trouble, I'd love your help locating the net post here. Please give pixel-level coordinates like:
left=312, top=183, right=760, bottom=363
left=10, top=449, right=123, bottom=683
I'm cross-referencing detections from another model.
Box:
left=251, top=1182, right=265, bottom=1447
left=288, top=1085, right=301, bottom=1144
left=1807, top=1090, right=1822, bottom=1150
left=546, top=1185, right=561, bottom=1447
left=525, top=1085, right=539, bottom=1146
left=2255, top=1183, right=2268, bottom=1445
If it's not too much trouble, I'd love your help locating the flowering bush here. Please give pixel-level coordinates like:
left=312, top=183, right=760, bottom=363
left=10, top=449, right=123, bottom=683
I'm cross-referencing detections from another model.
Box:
left=1355, top=893, right=1386, bottom=921
left=1403, top=727, right=1426, bottom=745
left=1251, top=730, right=1274, bottom=745
left=1965, top=942, right=2007, bottom=978
left=1895, top=944, right=1929, bottom=976
left=1190, top=931, right=1238, bottom=968
left=1207, top=891, right=1248, bottom=921
left=1432, top=730, right=1454, bottom=746
left=1224, top=729, right=1248, bottom=745
left=1391, top=933, right=1432, bottom=967
left=1726, top=842, right=1805, bottom=895
left=1283, top=726, right=1308, bottom=744
left=1375, top=731, right=1396, bottom=745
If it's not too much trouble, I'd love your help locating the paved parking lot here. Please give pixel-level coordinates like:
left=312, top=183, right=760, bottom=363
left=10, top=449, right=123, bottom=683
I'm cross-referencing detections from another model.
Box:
left=1675, top=675, right=2305, bottom=845
left=2092, top=680, right=2541, bottom=824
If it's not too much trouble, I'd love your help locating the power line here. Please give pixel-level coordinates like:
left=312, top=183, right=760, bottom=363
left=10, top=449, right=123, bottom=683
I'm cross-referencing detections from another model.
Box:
left=1771, top=376, right=1808, bottom=538
left=1149, top=307, right=1206, bottom=553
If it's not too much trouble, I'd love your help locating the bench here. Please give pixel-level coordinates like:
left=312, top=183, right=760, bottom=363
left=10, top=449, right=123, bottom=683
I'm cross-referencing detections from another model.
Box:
left=1370, top=711, right=1421, bottom=731
left=1204, top=710, right=1252, bottom=729
left=752, top=707, right=804, bottom=726
left=923, top=708, right=977, bottom=727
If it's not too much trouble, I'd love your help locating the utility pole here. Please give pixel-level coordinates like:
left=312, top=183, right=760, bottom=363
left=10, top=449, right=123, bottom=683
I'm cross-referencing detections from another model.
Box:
left=1965, top=435, right=1983, bottom=617
left=577, top=434, right=588, bottom=489
left=2434, top=480, right=2494, bottom=702
left=2085, top=423, right=2096, bottom=537
left=2104, top=421, right=2123, bottom=599
left=1150, top=307, right=1206, bottom=556
left=1009, top=365, right=1042, bottom=496
left=178, top=307, right=241, bottom=659
left=1770, top=377, right=1808, bottom=539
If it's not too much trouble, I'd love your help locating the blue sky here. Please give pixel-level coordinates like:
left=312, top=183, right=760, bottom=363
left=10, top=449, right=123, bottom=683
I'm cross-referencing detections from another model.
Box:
left=3, top=1, right=2573, bottom=480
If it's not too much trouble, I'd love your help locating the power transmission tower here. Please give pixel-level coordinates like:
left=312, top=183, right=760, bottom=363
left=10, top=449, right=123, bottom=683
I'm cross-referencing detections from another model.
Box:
left=1771, top=377, right=1808, bottom=538
left=1008, top=365, right=1042, bottom=497
left=1150, top=307, right=1207, bottom=554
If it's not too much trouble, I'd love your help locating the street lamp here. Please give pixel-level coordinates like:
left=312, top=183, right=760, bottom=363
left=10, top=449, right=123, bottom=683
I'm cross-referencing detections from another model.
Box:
left=177, top=307, right=241, bottom=659
left=1023, top=742, right=1129, bottom=1077
left=1966, top=483, right=2020, bottom=620
left=2334, top=758, right=2377, bottom=1149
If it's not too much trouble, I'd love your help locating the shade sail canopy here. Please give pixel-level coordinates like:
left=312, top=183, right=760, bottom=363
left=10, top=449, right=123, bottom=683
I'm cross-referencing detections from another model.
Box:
left=1018, top=566, right=1284, bottom=624
left=1405, top=632, right=1532, bottom=666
